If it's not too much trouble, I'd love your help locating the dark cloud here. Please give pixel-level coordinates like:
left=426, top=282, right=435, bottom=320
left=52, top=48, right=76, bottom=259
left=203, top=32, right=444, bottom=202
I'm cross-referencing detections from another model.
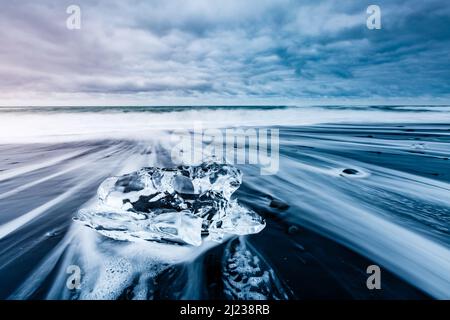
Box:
left=0, top=0, right=448, bottom=104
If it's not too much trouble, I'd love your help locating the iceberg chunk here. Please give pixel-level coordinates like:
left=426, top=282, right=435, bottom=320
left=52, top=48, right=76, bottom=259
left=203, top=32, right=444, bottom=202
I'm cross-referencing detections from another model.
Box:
left=76, top=161, right=265, bottom=246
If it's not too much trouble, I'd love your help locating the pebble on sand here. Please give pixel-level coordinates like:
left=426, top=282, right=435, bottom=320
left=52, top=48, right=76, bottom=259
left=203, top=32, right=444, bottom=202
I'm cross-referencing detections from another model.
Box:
left=342, top=168, right=359, bottom=175
left=270, top=199, right=290, bottom=210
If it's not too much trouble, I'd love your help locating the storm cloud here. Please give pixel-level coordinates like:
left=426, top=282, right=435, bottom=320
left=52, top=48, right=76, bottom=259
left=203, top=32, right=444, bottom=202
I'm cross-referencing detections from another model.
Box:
left=0, top=0, right=449, bottom=105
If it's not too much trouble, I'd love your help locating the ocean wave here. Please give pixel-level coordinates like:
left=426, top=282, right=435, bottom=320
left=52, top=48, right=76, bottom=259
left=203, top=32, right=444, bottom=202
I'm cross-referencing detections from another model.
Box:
left=0, top=112, right=449, bottom=299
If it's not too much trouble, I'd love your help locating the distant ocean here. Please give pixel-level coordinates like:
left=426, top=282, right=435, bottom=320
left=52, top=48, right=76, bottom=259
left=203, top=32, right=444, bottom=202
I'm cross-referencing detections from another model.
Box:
left=0, top=105, right=449, bottom=299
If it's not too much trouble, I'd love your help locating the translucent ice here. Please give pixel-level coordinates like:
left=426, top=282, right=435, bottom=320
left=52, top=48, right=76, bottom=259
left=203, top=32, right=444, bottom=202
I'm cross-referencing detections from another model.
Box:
left=76, top=162, right=265, bottom=246
left=222, top=238, right=289, bottom=300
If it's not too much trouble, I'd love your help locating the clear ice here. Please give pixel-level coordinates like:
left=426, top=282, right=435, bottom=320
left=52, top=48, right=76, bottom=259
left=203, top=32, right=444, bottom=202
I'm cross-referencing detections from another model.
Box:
left=76, top=161, right=265, bottom=246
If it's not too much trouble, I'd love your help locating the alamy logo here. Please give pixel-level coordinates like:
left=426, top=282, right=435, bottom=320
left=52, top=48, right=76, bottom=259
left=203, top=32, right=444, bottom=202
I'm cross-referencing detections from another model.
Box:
left=366, top=265, right=381, bottom=290
left=66, top=5, right=81, bottom=30
left=366, top=5, right=382, bottom=30
left=170, top=123, right=279, bottom=175
left=66, top=265, right=81, bottom=290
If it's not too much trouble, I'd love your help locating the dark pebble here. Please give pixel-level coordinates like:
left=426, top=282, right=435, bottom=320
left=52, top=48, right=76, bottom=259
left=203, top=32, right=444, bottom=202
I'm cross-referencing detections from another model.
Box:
left=342, top=168, right=359, bottom=175
left=270, top=199, right=290, bottom=210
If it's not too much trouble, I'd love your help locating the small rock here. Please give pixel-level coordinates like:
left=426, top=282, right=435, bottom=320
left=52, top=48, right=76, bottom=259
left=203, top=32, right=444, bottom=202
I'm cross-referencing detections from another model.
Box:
left=342, top=168, right=359, bottom=175
left=288, top=225, right=299, bottom=234
left=270, top=199, right=290, bottom=210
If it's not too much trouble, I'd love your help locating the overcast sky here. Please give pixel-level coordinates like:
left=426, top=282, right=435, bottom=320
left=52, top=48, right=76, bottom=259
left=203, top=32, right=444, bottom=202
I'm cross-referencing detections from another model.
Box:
left=0, top=0, right=449, bottom=106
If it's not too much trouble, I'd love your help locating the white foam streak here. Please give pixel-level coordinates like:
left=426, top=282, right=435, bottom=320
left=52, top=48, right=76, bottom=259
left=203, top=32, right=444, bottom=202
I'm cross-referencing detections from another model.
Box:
left=0, top=146, right=121, bottom=200
left=0, top=149, right=93, bottom=182
left=0, top=180, right=91, bottom=239
left=260, top=156, right=450, bottom=298
left=1, top=107, right=450, bottom=143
